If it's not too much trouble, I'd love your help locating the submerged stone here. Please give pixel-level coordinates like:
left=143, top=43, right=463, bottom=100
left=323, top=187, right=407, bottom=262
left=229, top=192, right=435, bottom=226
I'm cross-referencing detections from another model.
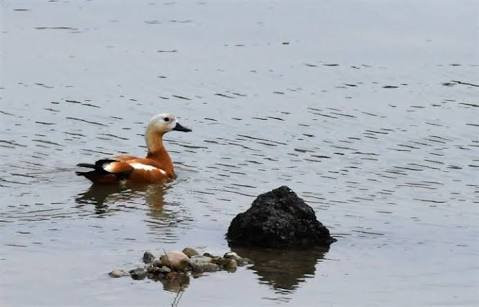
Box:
left=227, top=186, right=336, bottom=248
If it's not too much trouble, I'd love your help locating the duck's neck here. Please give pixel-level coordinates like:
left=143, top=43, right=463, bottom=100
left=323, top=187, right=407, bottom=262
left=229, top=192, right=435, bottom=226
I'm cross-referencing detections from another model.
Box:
left=145, top=129, right=174, bottom=176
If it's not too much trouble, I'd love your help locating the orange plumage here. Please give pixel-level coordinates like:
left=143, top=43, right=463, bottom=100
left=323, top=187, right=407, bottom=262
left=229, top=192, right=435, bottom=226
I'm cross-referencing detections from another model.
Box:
left=76, top=113, right=191, bottom=184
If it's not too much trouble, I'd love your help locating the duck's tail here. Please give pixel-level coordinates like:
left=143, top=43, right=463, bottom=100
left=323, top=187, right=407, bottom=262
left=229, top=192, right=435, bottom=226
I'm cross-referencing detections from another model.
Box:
left=76, top=159, right=131, bottom=184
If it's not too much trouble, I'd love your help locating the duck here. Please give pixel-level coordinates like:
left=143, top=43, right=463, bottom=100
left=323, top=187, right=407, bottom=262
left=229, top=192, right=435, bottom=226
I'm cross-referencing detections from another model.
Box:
left=76, top=113, right=191, bottom=184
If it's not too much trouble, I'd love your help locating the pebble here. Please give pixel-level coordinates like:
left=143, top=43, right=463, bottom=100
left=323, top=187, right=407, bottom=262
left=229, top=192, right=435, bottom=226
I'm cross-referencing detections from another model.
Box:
left=236, top=257, right=252, bottom=266
left=160, top=251, right=189, bottom=271
left=224, top=252, right=241, bottom=261
left=182, top=247, right=199, bottom=258
left=190, top=262, right=220, bottom=273
left=158, top=266, right=172, bottom=273
left=188, top=255, right=213, bottom=266
left=152, top=259, right=163, bottom=267
left=109, top=269, right=129, bottom=278
left=143, top=251, right=156, bottom=264
left=111, top=248, right=253, bottom=282
left=223, top=258, right=238, bottom=272
left=129, top=268, right=147, bottom=280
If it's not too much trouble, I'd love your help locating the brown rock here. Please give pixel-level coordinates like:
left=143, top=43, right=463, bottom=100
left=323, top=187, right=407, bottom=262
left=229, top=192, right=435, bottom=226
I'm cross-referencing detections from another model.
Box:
left=160, top=251, right=189, bottom=271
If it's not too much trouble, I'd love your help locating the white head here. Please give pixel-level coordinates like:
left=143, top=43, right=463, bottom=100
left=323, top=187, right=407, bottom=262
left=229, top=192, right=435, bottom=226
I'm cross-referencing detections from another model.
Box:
left=146, top=113, right=191, bottom=136
left=145, top=113, right=191, bottom=153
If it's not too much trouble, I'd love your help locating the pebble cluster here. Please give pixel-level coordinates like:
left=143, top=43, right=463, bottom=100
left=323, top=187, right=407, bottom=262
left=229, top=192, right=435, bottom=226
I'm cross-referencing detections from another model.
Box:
left=109, top=247, right=252, bottom=283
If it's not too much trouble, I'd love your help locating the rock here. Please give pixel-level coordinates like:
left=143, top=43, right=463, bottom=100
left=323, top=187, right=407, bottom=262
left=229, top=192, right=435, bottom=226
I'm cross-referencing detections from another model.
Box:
left=143, top=251, right=156, bottom=264
left=151, top=259, right=163, bottom=267
left=182, top=247, right=199, bottom=258
left=146, top=265, right=160, bottom=274
left=190, top=262, right=220, bottom=273
left=224, top=252, right=241, bottom=261
left=236, top=257, right=252, bottom=266
left=188, top=255, right=213, bottom=266
left=158, top=266, right=172, bottom=273
left=160, top=251, right=189, bottom=271
left=188, top=256, right=220, bottom=273
left=147, top=264, right=172, bottom=275
left=109, top=269, right=129, bottom=278
left=129, top=268, right=147, bottom=280
left=188, top=255, right=213, bottom=272
left=227, top=186, right=336, bottom=248
left=223, top=258, right=237, bottom=272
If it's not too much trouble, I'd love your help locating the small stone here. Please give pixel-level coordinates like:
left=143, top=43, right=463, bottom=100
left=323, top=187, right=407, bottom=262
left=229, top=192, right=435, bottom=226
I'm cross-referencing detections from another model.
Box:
left=152, top=259, right=163, bottom=267
left=158, top=266, right=171, bottom=273
left=203, top=252, right=215, bottom=258
left=190, top=262, right=220, bottom=273
left=223, top=258, right=237, bottom=272
left=143, top=251, right=156, bottom=264
left=236, top=257, right=252, bottom=266
left=188, top=255, right=213, bottom=266
left=224, top=252, right=241, bottom=261
left=160, top=251, right=189, bottom=271
left=129, top=268, right=147, bottom=280
left=182, top=247, right=199, bottom=258
left=188, top=255, right=220, bottom=273
left=109, top=269, right=128, bottom=278
left=146, top=265, right=160, bottom=274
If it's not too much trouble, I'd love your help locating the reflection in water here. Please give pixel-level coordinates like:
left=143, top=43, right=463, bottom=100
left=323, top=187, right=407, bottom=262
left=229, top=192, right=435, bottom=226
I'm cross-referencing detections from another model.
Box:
left=74, top=182, right=192, bottom=243
left=75, top=183, right=168, bottom=213
left=150, top=272, right=190, bottom=293
left=232, top=246, right=329, bottom=292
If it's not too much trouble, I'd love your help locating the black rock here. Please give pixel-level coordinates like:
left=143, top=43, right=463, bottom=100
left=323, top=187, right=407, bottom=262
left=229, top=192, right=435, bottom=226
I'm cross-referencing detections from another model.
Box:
left=143, top=251, right=155, bottom=264
left=227, top=186, right=336, bottom=248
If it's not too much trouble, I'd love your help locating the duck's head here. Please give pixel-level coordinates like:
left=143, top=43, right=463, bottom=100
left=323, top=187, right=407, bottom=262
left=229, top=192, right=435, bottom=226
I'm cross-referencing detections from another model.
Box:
left=147, top=113, right=192, bottom=135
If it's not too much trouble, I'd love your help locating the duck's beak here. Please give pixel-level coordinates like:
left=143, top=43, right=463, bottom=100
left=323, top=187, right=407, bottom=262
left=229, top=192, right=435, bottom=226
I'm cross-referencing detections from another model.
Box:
left=173, top=122, right=192, bottom=132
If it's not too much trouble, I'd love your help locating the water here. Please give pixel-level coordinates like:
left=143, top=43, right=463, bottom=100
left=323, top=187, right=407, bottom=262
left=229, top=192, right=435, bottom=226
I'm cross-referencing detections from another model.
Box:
left=1, top=0, right=478, bottom=306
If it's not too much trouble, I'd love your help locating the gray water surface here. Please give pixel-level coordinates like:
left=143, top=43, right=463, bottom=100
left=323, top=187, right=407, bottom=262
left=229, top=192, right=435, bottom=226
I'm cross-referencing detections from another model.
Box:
left=1, top=0, right=478, bottom=306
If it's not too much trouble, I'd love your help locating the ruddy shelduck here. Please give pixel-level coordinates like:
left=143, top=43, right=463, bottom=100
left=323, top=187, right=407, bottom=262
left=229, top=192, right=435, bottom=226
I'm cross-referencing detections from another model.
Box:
left=76, top=113, right=191, bottom=184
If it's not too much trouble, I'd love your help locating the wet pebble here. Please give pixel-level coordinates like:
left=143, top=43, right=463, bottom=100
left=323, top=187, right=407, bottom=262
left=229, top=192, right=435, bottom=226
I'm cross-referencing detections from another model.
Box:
left=159, top=251, right=189, bottom=271
left=129, top=268, right=147, bottom=280
left=224, top=252, right=241, bottom=261
left=109, top=269, right=129, bottom=278
left=111, top=248, right=253, bottom=284
left=189, top=255, right=213, bottom=266
left=188, top=255, right=219, bottom=273
left=143, top=251, right=156, bottom=264
left=223, top=258, right=237, bottom=272
left=191, top=262, right=220, bottom=273
left=182, top=247, right=199, bottom=257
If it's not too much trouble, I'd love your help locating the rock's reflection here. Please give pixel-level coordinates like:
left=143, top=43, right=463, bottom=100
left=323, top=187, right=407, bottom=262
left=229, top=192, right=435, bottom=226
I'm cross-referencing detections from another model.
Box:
left=231, top=246, right=329, bottom=292
left=150, top=272, right=190, bottom=293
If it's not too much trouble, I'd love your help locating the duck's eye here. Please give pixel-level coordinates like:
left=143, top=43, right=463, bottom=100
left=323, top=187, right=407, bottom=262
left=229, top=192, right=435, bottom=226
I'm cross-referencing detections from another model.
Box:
left=164, top=117, right=170, bottom=122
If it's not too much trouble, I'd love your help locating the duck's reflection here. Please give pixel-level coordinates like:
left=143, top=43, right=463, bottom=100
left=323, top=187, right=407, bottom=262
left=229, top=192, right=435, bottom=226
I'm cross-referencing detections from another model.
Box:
left=75, top=182, right=168, bottom=212
left=75, top=182, right=193, bottom=241
left=231, top=246, right=329, bottom=292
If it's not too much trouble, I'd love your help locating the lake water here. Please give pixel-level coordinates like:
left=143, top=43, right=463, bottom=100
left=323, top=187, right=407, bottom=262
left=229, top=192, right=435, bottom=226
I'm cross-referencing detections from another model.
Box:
left=1, top=0, right=478, bottom=306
